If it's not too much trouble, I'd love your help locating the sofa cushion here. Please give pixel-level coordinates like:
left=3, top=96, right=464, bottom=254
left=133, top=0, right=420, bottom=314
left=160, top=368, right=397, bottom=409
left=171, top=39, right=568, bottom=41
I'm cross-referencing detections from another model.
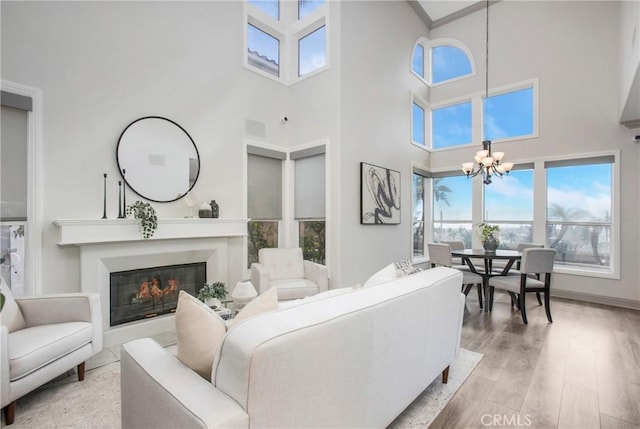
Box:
left=363, top=263, right=396, bottom=287
left=258, top=248, right=305, bottom=280
left=175, top=291, right=227, bottom=381
left=278, top=287, right=354, bottom=310
left=0, top=276, right=26, bottom=333
left=8, top=321, right=93, bottom=381
left=269, top=278, right=318, bottom=301
left=230, top=286, right=278, bottom=328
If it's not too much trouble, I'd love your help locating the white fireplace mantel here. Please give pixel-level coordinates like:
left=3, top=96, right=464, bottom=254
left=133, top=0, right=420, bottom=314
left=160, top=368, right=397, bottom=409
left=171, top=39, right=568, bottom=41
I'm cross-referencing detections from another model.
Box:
left=53, top=218, right=248, bottom=246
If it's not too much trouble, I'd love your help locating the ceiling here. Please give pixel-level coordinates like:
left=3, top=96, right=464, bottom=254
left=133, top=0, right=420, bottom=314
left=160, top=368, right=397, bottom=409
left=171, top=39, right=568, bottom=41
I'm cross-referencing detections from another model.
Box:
left=408, top=1, right=489, bottom=29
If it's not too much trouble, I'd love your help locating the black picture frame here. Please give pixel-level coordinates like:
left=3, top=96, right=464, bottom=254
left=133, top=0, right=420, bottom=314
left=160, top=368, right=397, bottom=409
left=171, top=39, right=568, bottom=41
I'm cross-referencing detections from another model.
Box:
left=360, top=162, right=401, bottom=225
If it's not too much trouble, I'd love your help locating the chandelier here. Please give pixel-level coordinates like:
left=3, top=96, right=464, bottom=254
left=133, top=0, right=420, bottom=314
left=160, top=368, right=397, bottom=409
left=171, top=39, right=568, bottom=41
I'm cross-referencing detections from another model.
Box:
left=461, top=0, right=513, bottom=185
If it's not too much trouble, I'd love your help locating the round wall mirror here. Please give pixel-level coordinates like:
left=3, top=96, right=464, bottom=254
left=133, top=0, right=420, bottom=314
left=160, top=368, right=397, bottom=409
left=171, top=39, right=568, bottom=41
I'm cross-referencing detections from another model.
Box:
left=116, top=116, right=200, bottom=203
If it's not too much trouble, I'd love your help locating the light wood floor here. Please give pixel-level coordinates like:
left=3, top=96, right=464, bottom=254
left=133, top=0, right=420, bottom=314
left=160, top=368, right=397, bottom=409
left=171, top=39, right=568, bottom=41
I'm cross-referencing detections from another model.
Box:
left=431, top=292, right=640, bottom=429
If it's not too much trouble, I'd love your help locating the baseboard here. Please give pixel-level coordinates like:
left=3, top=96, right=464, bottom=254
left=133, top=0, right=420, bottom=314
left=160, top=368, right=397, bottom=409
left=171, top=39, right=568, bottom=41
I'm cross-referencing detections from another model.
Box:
left=551, top=290, right=640, bottom=310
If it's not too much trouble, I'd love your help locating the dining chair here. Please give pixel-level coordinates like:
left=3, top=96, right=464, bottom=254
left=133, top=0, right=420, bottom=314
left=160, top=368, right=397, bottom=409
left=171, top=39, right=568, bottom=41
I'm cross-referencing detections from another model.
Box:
left=515, top=242, right=545, bottom=305
left=440, top=240, right=467, bottom=268
left=428, top=243, right=484, bottom=308
left=487, top=248, right=556, bottom=324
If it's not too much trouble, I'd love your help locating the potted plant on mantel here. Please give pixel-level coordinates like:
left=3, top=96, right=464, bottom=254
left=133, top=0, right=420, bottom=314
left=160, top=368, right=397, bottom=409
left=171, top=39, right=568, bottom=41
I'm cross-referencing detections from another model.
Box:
left=197, top=281, right=228, bottom=309
left=126, top=201, right=158, bottom=239
left=477, top=223, right=500, bottom=252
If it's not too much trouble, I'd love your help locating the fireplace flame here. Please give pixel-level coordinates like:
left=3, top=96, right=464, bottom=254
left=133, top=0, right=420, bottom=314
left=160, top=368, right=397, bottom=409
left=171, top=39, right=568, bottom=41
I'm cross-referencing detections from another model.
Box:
left=136, top=277, right=180, bottom=300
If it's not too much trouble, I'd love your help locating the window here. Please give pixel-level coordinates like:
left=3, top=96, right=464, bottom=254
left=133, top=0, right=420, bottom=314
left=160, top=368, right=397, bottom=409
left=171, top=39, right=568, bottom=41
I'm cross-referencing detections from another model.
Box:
left=293, top=148, right=326, bottom=264
left=1, top=93, right=32, bottom=297
left=298, top=26, right=326, bottom=77
left=247, top=24, right=280, bottom=77
left=432, top=45, right=473, bottom=84
left=545, top=157, right=613, bottom=272
left=247, top=147, right=285, bottom=267
left=432, top=174, right=473, bottom=247
left=484, top=86, right=534, bottom=141
left=431, top=100, right=472, bottom=149
left=298, top=0, right=324, bottom=19
left=245, top=0, right=328, bottom=84
left=483, top=167, right=534, bottom=249
left=412, top=170, right=428, bottom=259
left=412, top=101, right=425, bottom=146
left=412, top=43, right=425, bottom=78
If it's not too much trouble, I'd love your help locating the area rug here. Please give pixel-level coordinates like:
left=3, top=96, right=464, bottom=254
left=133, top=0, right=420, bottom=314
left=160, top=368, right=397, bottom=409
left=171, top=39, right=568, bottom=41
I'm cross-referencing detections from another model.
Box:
left=7, top=348, right=482, bottom=428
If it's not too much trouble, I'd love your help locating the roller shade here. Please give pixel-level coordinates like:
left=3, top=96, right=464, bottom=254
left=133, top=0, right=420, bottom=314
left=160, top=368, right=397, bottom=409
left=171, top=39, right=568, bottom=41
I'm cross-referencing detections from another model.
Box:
left=247, top=151, right=284, bottom=220
left=294, top=152, right=325, bottom=219
left=1, top=105, right=29, bottom=221
left=544, top=155, right=614, bottom=168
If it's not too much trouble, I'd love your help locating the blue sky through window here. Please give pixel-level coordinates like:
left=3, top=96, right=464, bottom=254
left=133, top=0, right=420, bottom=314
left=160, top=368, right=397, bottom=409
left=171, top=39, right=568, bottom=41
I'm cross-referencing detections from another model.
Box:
left=432, top=101, right=472, bottom=149
left=433, top=176, right=472, bottom=221
left=484, top=170, right=534, bottom=221
left=249, top=0, right=279, bottom=19
left=412, top=44, right=424, bottom=78
left=484, top=87, right=534, bottom=140
left=432, top=46, right=472, bottom=84
left=299, top=0, right=325, bottom=19
left=247, top=24, right=279, bottom=73
left=299, top=26, right=326, bottom=76
left=547, top=164, right=611, bottom=222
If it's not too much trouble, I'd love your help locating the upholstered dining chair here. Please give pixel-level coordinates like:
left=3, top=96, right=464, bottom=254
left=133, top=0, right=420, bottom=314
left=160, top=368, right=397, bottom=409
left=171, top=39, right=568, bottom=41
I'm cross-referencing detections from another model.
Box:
left=487, top=248, right=556, bottom=324
left=440, top=240, right=468, bottom=269
left=428, top=243, right=484, bottom=308
left=0, top=276, right=102, bottom=425
left=251, top=247, right=328, bottom=301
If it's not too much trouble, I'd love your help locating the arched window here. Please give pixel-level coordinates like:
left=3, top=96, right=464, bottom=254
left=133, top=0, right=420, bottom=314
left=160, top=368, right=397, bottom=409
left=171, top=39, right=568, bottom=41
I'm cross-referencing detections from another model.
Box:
left=411, top=37, right=474, bottom=86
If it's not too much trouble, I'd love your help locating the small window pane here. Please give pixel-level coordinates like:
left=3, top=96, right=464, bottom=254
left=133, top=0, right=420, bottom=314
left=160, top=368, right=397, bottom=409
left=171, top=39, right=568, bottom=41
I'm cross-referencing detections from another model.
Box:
left=412, top=102, right=425, bottom=145
left=484, top=87, right=534, bottom=141
left=299, top=0, right=324, bottom=19
left=413, top=174, right=425, bottom=258
left=248, top=221, right=278, bottom=268
left=484, top=170, right=534, bottom=222
left=247, top=24, right=280, bottom=77
left=412, top=44, right=424, bottom=78
left=432, top=101, right=472, bottom=149
left=299, top=220, right=325, bottom=264
left=298, top=26, right=326, bottom=76
left=249, top=0, right=279, bottom=19
left=433, top=176, right=471, bottom=221
left=432, top=46, right=472, bottom=84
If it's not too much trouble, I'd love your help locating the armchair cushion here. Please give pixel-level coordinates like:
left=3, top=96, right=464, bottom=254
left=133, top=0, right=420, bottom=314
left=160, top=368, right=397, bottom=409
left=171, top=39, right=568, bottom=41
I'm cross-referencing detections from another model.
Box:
left=8, top=322, right=93, bottom=381
left=0, top=277, right=26, bottom=333
left=269, top=279, right=318, bottom=301
left=258, top=248, right=305, bottom=280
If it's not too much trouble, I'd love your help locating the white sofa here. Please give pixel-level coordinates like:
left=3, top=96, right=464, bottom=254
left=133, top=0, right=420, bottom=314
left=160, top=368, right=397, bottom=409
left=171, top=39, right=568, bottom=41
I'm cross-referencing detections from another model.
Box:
left=120, top=267, right=464, bottom=428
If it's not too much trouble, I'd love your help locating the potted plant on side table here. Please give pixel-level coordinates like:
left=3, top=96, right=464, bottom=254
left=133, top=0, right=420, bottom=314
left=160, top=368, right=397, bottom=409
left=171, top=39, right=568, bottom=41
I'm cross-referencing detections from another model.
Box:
left=197, top=281, right=228, bottom=309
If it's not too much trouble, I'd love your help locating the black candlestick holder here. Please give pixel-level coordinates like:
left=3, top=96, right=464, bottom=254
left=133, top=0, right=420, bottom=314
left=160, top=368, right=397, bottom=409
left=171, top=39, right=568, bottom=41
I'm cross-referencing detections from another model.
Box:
left=102, top=173, right=107, bottom=219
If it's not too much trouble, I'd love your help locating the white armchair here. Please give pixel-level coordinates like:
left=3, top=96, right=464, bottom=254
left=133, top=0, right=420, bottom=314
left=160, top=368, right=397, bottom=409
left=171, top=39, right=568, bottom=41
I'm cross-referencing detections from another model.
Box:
left=251, top=248, right=328, bottom=300
left=0, top=277, right=102, bottom=425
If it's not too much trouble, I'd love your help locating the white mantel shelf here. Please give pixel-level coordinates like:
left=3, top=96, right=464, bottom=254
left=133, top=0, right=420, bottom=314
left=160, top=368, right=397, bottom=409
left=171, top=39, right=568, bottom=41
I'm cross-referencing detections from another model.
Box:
left=53, top=218, right=248, bottom=246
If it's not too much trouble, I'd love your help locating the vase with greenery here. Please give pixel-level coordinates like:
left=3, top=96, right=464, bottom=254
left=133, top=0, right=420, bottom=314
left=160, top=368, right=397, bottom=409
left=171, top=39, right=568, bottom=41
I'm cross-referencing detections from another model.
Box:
left=197, top=281, right=228, bottom=308
left=126, top=201, right=157, bottom=239
left=477, top=223, right=500, bottom=251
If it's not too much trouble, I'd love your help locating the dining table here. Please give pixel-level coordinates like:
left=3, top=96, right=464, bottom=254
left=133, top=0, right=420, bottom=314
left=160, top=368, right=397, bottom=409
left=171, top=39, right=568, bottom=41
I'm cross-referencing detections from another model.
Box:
left=451, top=249, right=522, bottom=312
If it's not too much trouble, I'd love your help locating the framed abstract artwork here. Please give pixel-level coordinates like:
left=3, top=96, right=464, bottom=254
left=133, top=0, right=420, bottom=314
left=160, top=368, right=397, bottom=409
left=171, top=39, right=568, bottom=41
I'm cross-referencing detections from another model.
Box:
left=360, top=162, right=401, bottom=224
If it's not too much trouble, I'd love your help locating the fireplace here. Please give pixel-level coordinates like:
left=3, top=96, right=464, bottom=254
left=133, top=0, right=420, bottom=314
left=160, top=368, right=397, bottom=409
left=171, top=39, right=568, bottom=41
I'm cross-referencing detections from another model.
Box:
left=110, top=262, right=206, bottom=326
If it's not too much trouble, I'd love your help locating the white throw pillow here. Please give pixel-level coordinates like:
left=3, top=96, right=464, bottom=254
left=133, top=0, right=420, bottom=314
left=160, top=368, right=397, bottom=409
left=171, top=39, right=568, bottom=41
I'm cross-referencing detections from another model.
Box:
left=0, top=276, right=26, bottom=333
left=175, top=291, right=227, bottom=380
left=363, top=263, right=397, bottom=287
left=230, top=286, right=278, bottom=327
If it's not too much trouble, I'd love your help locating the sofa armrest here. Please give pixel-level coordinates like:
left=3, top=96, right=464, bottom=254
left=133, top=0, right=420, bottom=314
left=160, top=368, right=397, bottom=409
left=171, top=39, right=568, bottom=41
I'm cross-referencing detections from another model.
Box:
left=121, top=338, right=248, bottom=429
left=304, top=261, right=329, bottom=293
left=17, top=293, right=103, bottom=354
left=250, top=263, right=270, bottom=295
left=1, top=325, right=9, bottom=408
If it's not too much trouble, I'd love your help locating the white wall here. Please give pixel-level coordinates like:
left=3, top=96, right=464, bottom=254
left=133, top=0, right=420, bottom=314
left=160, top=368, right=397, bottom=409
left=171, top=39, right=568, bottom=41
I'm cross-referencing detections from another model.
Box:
left=428, top=1, right=640, bottom=306
left=1, top=1, right=289, bottom=293
left=338, top=1, right=430, bottom=287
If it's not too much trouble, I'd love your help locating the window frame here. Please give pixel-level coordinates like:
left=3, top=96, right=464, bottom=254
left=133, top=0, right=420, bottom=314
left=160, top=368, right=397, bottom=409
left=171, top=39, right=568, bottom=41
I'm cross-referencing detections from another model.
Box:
left=411, top=93, right=428, bottom=150
left=411, top=165, right=430, bottom=264
left=430, top=97, right=474, bottom=150
left=410, top=37, right=475, bottom=87
left=482, top=80, right=539, bottom=144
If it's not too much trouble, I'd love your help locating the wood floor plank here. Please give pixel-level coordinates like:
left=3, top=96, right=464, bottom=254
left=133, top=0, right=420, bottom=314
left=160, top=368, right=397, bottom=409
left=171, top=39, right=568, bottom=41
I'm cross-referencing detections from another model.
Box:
left=594, top=350, right=640, bottom=426
left=557, top=384, right=600, bottom=429
left=428, top=374, right=496, bottom=429
left=520, top=359, right=565, bottom=429
left=600, top=413, right=640, bottom=429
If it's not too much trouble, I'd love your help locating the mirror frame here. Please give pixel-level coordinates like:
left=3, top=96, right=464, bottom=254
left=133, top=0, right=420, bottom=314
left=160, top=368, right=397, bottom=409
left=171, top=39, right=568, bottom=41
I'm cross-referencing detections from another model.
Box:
left=116, top=116, right=201, bottom=203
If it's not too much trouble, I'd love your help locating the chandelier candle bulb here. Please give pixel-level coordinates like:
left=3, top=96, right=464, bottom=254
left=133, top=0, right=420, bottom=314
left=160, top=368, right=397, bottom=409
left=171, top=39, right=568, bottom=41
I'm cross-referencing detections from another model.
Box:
left=462, top=162, right=474, bottom=173
left=502, top=162, right=514, bottom=172
left=493, top=152, right=505, bottom=162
